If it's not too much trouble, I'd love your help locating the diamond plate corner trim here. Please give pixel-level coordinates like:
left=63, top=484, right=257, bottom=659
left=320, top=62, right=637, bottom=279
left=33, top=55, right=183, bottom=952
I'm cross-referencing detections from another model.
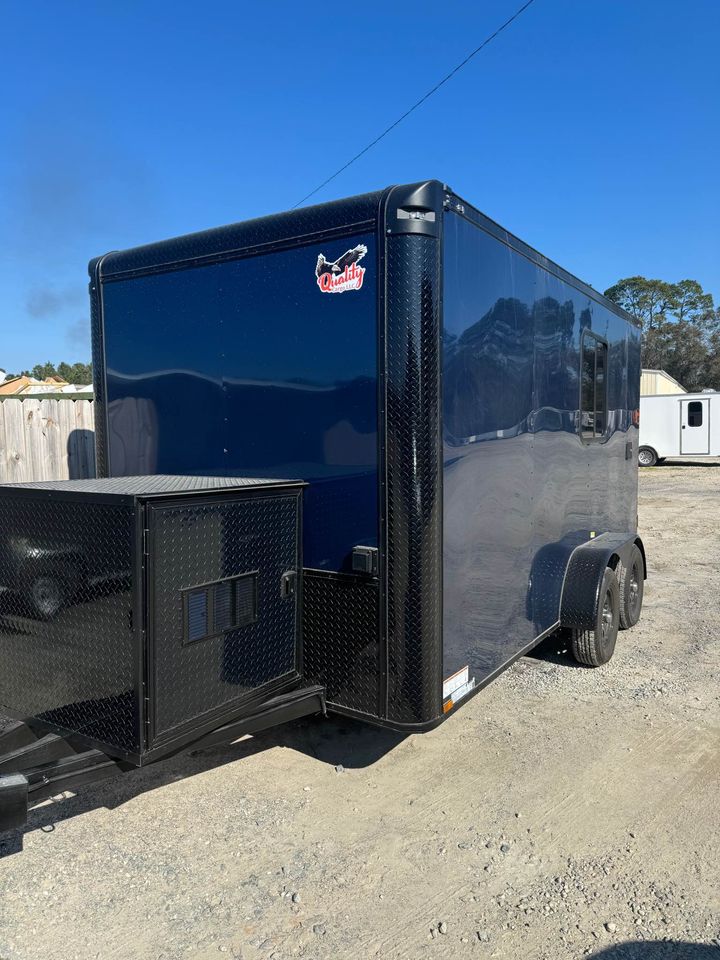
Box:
left=383, top=232, right=443, bottom=724
left=89, top=264, right=108, bottom=478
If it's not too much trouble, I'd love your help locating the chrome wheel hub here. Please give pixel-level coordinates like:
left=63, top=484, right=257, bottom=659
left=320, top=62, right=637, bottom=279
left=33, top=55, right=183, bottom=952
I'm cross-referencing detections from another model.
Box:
left=629, top=567, right=640, bottom=611
left=601, top=593, right=614, bottom=641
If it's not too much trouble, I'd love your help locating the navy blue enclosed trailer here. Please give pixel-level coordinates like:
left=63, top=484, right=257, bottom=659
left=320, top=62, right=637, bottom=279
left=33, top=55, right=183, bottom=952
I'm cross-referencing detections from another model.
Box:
left=89, top=179, right=645, bottom=725
left=0, top=181, right=645, bottom=830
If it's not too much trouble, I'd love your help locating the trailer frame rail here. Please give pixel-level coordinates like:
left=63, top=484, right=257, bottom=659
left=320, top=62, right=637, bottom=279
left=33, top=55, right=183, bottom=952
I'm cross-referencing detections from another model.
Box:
left=0, top=684, right=326, bottom=833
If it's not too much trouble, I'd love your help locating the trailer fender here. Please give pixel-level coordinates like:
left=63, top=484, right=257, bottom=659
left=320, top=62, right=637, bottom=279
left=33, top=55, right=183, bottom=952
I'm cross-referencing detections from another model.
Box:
left=559, top=533, right=646, bottom=632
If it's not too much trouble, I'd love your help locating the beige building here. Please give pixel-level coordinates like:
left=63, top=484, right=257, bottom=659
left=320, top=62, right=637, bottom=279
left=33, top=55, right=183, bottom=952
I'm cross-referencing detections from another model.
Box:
left=0, top=375, right=92, bottom=397
left=0, top=374, right=66, bottom=395
left=640, top=369, right=686, bottom=396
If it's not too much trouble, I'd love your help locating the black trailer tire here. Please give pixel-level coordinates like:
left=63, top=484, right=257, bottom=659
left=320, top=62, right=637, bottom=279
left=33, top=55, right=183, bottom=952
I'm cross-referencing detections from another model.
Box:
left=638, top=446, right=657, bottom=467
left=618, top=545, right=644, bottom=629
left=570, top=567, right=620, bottom=666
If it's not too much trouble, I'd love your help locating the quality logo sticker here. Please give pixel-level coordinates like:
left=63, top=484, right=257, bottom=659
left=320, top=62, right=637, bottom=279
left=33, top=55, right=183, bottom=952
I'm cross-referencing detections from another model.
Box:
left=315, top=244, right=367, bottom=293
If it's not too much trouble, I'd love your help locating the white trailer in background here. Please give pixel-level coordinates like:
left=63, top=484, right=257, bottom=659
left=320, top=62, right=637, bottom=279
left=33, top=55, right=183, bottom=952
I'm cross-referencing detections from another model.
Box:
left=639, top=392, right=720, bottom=466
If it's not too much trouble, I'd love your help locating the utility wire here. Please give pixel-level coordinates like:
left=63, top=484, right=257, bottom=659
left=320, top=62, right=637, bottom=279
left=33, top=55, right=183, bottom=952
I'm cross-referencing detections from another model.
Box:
left=292, top=0, right=538, bottom=208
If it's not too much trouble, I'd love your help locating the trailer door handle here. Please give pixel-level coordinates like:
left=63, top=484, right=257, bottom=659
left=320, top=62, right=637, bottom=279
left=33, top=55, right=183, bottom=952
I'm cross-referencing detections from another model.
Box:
left=280, top=571, right=296, bottom=598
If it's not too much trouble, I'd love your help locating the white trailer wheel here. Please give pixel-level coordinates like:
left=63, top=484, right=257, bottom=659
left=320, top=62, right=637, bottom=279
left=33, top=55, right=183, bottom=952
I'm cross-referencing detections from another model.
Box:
left=638, top=447, right=657, bottom=467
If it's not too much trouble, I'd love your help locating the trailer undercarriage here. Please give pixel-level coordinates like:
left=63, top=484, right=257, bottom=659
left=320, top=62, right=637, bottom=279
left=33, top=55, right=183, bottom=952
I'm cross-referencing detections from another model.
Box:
left=0, top=684, right=325, bottom=833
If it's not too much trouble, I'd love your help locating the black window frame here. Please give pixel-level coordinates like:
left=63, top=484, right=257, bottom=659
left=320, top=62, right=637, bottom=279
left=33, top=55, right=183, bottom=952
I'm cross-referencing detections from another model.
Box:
left=687, top=400, right=704, bottom=428
left=182, top=571, right=258, bottom=646
left=579, top=331, right=609, bottom=442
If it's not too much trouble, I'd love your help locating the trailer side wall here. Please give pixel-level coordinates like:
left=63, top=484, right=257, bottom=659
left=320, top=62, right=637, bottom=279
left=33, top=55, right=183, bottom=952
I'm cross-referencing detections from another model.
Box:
left=442, top=210, right=640, bottom=689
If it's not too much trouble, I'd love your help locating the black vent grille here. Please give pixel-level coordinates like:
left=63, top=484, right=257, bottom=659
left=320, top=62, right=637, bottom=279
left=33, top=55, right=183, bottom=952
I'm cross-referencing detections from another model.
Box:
left=181, top=573, right=258, bottom=645
left=234, top=576, right=256, bottom=625
left=187, top=590, right=208, bottom=642
left=213, top=580, right=234, bottom=633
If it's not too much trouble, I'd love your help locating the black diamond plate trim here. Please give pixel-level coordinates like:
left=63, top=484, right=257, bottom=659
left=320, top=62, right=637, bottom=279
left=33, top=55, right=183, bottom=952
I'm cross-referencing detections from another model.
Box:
left=526, top=541, right=578, bottom=634
left=89, top=264, right=108, bottom=477
left=149, top=494, right=300, bottom=741
left=0, top=496, right=139, bottom=752
left=95, top=190, right=386, bottom=279
left=559, top=533, right=640, bottom=632
left=1, top=475, right=293, bottom=496
left=302, top=571, right=379, bottom=715
left=0, top=481, right=302, bottom=760
left=384, top=233, right=443, bottom=724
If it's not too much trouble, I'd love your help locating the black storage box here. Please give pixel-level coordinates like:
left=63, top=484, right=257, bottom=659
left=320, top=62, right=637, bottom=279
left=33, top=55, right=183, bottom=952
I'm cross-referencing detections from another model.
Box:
left=0, top=476, right=303, bottom=764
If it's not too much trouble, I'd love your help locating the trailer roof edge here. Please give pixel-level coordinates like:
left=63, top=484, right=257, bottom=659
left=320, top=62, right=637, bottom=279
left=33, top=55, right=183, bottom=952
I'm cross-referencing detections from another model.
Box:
left=89, top=186, right=390, bottom=280
left=89, top=180, right=641, bottom=330
left=444, top=188, right=641, bottom=330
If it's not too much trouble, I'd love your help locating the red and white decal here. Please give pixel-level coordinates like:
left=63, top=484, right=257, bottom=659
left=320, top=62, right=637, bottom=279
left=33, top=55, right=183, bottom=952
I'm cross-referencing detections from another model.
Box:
left=315, top=244, right=367, bottom=294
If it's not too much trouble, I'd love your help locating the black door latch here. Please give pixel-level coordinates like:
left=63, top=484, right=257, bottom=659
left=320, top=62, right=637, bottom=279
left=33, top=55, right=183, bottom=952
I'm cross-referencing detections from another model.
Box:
left=352, top=546, right=378, bottom=576
left=280, top=571, right=296, bottom=598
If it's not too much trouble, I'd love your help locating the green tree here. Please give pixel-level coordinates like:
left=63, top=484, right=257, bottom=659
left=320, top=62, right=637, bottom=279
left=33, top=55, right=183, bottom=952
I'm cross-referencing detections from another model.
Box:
left=671, top=279, right=714, bottom=326
left=22, top=361, right=92, bottom=385
left=703, top=327, right=720, bottom=388
left=643, top=320, right=710, bottom=392
left=31, top=361, right=59, bottom=380
left=603, top=277, right=677, bottom=330
left=67, top=362, right=92, bottom=384
left=605, top=276, right=719, bottom=392
left=55, top=361, right=92, bottom=384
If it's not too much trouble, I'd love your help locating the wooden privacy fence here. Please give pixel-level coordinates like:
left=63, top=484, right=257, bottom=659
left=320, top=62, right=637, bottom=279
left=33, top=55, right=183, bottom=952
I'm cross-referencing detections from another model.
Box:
left=0, top=398, right=96, bottom=482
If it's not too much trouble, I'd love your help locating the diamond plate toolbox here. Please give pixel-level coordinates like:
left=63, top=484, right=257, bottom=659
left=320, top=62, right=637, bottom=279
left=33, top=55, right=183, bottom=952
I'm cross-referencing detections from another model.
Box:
left=0, top=476, right=303, bottom=763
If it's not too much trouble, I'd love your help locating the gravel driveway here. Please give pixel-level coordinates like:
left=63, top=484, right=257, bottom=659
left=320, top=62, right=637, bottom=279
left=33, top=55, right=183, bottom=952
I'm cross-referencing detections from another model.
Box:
left=1, top=461, right=719, bottom=959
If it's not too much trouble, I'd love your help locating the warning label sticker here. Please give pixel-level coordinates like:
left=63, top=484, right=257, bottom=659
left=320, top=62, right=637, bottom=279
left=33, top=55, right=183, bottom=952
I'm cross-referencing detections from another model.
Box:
left=442, top=666, right=476, bottom=705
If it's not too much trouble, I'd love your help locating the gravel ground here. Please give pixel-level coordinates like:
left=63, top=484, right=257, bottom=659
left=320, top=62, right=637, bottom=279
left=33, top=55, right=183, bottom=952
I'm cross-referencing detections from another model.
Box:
left=1, top=461, right=719, bottom=959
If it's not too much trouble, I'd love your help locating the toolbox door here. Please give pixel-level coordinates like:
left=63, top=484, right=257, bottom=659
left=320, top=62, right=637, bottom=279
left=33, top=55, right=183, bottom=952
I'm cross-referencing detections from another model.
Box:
left=145, top=493, right=301, bottom=753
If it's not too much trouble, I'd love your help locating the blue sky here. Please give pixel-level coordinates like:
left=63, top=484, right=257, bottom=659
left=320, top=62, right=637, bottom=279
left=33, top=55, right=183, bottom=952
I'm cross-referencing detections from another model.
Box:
left=1, top=0, right=718, bottom=373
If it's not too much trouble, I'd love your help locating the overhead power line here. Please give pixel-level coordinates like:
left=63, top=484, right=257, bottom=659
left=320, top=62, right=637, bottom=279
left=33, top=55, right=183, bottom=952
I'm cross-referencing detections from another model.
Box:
left=292, top=0, right=538, bottom=209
